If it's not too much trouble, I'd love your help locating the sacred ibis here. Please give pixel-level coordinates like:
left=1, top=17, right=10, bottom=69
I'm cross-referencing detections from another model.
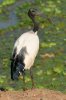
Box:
left=10, top=8, right=40, bottom=88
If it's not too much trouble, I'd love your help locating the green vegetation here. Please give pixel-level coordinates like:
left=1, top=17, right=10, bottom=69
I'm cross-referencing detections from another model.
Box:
left=0, top=0, right=16, bottom=7
left=0, top=0, right=66, bottom=93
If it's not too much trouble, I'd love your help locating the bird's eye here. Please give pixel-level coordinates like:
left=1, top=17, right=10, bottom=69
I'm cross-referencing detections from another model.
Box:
left=32, top=10, right=35, bottom=12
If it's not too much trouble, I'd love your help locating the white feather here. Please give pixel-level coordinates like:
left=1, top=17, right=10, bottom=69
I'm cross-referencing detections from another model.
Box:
left=13, top=30, right=39, bottom=69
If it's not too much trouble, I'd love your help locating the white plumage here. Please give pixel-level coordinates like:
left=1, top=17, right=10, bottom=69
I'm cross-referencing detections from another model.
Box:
left=13, top=30, right=39, bottom=70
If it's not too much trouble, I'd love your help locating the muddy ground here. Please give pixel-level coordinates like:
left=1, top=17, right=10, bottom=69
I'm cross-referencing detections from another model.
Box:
left=0, top=89, right=66, bottom=100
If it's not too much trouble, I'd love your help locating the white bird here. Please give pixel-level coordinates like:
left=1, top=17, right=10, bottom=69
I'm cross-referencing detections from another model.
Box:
left=10, top=8, right=40, bottom=88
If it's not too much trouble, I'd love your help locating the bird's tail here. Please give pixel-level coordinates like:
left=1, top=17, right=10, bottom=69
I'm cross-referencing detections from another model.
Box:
left=10, top=56, right=18, bottom=80
left=10, top=59, right=15, bottom=80
left=13, top=62, right=25, bottom=80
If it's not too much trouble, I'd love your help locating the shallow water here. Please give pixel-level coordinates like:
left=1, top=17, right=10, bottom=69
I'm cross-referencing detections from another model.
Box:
left=0, top=0, right=3, bottom=3
left=0, top=0, right=34, bottom=29
left=0, top=12, right=18, bottom=29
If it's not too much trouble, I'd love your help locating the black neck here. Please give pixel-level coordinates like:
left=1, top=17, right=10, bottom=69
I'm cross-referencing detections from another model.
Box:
left=31, top=17, right=39, bottom=33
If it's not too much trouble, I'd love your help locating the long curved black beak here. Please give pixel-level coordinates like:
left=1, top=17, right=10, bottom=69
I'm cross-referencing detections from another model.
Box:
left=39, top=12, right=53, bottom=24
left=36, top=11, right=53, bottom=24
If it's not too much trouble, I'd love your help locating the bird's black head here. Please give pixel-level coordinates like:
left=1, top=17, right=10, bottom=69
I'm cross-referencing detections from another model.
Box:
left=28, top=8, right=40, bottom=32
left=28, top=8, right=40, bottom=19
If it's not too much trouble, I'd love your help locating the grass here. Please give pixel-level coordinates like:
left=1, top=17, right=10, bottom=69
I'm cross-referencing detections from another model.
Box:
left=0, top=0, right=66, bottom=93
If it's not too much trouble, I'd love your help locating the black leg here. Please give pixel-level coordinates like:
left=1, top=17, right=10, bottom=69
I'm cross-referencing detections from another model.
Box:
left=30, top=67, right=35, bottom=88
